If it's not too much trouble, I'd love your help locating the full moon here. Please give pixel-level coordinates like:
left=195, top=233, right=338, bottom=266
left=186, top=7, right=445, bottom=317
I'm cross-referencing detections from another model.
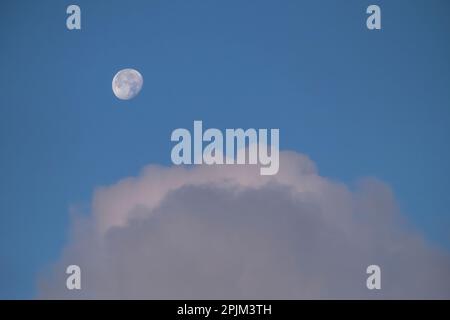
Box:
left=112, top=68, right=143, bottom=100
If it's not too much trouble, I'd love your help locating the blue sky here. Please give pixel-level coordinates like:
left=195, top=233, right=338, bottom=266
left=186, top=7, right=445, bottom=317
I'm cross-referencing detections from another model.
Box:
left=1, top=0, right=449, bottom=298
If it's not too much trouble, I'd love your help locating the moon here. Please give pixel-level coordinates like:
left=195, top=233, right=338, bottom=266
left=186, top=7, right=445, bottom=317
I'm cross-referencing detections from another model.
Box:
left=112, top=68, right=143, bottom=100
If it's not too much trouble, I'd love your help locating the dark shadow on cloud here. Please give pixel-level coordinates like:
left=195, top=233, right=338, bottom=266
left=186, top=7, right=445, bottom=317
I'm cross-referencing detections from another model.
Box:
left=38, top=152, right=450, bottom=299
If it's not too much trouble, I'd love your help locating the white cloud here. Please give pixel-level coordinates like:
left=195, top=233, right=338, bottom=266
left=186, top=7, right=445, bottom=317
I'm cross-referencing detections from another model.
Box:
left=38, top=151, right=450, bottom=299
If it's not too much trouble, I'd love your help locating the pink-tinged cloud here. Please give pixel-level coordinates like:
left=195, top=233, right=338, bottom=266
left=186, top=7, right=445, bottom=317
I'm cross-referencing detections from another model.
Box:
left=38, top=151, right=450, bottom=299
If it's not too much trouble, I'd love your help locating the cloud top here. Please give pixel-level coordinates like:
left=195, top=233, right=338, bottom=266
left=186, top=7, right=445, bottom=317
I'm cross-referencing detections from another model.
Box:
left=38, top=151, right=450, bottom=299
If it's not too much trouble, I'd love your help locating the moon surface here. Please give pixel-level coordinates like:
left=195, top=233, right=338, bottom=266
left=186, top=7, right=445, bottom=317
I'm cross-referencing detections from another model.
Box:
left=112, top=68, right=143, bottom=100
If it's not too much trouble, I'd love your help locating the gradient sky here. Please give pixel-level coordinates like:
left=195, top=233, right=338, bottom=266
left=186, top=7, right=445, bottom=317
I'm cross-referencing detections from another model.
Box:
left=1, top=0, right=449, bottom=299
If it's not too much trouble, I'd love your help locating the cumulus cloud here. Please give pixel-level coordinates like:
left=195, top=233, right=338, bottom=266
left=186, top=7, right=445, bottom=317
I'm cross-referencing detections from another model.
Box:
left=38, top=151, right=450, bottom=299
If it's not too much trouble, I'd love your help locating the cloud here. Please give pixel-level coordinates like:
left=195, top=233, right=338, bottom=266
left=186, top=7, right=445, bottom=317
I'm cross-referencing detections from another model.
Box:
left=38, top=151, right=450, bottom=299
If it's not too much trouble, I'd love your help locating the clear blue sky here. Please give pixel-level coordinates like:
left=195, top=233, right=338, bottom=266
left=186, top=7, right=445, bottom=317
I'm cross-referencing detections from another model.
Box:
left=1, top=0, right=449, bottom=299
